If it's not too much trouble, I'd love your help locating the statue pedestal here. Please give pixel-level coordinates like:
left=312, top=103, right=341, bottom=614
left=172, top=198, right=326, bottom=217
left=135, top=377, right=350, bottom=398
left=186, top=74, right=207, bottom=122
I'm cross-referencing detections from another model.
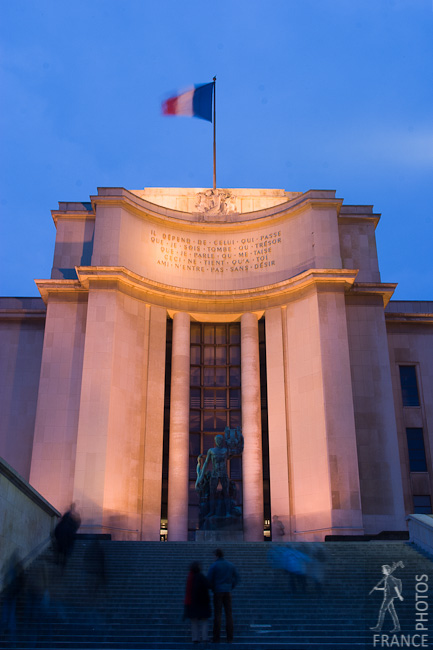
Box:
left=195, top=530, right=244, bottom=543
left=196, top=513, right=243, bottom=542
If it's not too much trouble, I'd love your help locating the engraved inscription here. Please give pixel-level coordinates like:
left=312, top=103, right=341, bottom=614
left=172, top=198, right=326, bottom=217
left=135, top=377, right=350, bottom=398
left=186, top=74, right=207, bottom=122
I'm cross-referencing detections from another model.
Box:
left=149, top=229, right=282, bottom=274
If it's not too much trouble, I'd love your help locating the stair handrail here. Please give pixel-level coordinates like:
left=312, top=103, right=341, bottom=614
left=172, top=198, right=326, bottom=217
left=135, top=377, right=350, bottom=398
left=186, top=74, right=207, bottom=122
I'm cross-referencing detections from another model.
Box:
left=293, top=525, right=364, bottom=534
left=79, top=524, right=139, bottom=532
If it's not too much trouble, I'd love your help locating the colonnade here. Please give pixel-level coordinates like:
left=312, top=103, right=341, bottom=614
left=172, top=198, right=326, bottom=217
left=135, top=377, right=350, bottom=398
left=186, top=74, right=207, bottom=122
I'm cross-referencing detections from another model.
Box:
left=167, top=311, right=264, bottom=541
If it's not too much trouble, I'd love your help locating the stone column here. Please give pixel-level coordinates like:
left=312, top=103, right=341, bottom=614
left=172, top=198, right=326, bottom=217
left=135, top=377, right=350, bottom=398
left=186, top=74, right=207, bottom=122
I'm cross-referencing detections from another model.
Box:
left=140, top=305, right=167, bottom=540
left=284, top=286, right=363, bottom=539
left=347, top=295, right=405, bottom=532
left=241, top=312, right=264, bottom=541
left=30, top=297, right=87, bottom=513
left=167, top=312, right=190, bottom=541
left=264, top=307, right=291, bottom=540
left=72, top=288, right=151, bottom=539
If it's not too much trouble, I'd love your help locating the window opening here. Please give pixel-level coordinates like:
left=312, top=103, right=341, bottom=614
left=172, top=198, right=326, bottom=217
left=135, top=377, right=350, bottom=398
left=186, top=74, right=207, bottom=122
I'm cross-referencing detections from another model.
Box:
left=399, top=366, right=420, bottom=407
left=413, top=495, right=432, bottom=514
left=188, top=322, right=242, bottom=538
left=406, top=428, right=428, bottom=472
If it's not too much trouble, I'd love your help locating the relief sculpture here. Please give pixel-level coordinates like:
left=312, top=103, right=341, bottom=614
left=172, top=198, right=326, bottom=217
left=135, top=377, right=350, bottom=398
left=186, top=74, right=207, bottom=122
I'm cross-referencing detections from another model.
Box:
left=194, top=189, right=237, bottom=216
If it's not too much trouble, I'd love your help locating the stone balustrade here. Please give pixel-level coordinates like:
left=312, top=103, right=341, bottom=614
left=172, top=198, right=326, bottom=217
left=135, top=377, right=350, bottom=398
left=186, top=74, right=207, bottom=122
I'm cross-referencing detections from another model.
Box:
left=0, top=457, right=60, bottom=589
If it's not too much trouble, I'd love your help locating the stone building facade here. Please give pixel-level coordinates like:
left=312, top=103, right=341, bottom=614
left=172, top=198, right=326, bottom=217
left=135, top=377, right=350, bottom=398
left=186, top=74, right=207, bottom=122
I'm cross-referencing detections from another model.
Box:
left=1, top=186, right=432, bottom=541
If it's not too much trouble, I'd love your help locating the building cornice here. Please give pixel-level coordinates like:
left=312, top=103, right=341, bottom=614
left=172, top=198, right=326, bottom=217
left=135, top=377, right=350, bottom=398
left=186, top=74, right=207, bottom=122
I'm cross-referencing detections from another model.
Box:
left=51, top=202, right=95, bottom=226
left=338, top=205, right=381, bottom=228
left=35, top=280, right=88, bottom=304
left=85, top=187, right=344, bottom=231
left=35, top=272, right=400, bottom=312
left=385, top=312, right=433, bottom=325
left=41, top=266, right=358, bottom=313
left=36, top=268, right=358, bottom=312
left=338, top=214, right=380, bottom=228
left=347, top=282, right=397, bottom=307
left=49, top=188, right=386, bottom=237
left=0, top=308, right=46, bottom=321
left=51, top=210, right=96, bottom=226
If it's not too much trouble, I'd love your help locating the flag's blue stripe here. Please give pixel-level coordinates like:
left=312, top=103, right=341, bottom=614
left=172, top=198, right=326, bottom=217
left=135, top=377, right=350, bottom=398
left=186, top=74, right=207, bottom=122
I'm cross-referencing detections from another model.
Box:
left=192, top=83, right=213, bottom=122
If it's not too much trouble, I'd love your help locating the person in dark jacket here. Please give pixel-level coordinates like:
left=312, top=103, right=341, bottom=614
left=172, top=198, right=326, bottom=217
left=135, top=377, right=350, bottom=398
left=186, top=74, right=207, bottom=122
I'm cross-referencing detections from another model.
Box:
left=184, top=561, right=211, bottom=643
left=54, top=503, right=81, bottom=568
left=207, top=548, right=239, bottom=643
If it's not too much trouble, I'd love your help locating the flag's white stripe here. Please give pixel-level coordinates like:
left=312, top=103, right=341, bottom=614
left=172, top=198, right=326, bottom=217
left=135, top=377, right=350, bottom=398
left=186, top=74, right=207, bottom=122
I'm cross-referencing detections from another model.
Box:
left=175, top=88, right=194, bottom=116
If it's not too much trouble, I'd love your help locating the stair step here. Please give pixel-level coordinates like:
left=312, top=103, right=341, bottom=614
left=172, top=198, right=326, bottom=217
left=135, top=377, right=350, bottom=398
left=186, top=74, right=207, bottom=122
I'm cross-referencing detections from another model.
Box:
left=1, top=541, right=432, bottom=649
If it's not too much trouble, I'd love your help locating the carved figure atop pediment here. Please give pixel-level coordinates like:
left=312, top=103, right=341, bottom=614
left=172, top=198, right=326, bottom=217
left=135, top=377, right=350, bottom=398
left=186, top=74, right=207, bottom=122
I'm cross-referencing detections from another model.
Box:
left=195, top=189, right=237, bottom=216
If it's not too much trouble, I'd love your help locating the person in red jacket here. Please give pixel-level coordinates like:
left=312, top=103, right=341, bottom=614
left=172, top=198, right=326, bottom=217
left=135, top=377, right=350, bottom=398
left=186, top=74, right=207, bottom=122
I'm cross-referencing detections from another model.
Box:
left=184, top=561, right=212, bottom=643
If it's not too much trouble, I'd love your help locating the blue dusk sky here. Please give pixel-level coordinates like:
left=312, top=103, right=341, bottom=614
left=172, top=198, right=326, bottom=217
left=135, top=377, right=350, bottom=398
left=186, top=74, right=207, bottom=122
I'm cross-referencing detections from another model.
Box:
left=1, top=0, right=432, bottom=299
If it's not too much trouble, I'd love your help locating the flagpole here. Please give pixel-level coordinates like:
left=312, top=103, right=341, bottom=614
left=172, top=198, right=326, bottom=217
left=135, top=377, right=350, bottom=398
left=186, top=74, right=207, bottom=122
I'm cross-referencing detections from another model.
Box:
left=213, top=76, right=216, bottom=190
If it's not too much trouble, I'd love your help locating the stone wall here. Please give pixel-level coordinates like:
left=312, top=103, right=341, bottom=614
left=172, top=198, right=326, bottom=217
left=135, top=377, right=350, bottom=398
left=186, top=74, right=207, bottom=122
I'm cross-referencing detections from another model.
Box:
left=346, top=295, right=406, bottom=533
left=0, top=457, right=59, bottom=590
left=386, top=304, right=433, bottom=516
left=0, top=298, right=45, bottom=480
left=407, top=514, right=433, bottom=556
left=30, top=296, right=88, bottom=513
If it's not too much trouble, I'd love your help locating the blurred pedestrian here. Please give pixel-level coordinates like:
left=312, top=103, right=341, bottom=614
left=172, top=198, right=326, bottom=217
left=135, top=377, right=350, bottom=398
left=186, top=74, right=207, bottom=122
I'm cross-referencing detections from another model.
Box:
left=306, top=544, right=327, bottom=593
left=184, top=561, right=211, bottom=644
left=267, top=544, right=311, bottom=592
left=24, top=557, right=50, bottom=646
left=1, top=550, right=24, bottom=644
left=207, top=548, right=239, bottom=644
left=54, top=502, right=81, bottom=568
left=84, top=539, right=106, bottom=600
left=272, top=515, right=285, bottom=537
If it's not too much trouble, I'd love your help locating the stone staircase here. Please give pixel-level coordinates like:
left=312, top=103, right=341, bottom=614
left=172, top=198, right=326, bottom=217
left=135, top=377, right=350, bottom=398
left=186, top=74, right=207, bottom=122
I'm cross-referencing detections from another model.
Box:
left=1, top=540, right=432, bottom=649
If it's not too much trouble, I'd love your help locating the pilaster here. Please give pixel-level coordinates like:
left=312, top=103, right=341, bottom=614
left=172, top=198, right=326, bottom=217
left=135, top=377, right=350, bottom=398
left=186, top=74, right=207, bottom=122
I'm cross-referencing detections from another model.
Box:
left=72, top=287, right=150, bottom=539
left=30, top=296, right=87, bottom=512
left=264, top=307, right=291, bottom=540
left=140, top=305, right=167, bottom=540
left=167, top=311, right=190, bottom=541
left=241, top=312, right=264, bottom=541
left=285, top=286, right=363, bottom=539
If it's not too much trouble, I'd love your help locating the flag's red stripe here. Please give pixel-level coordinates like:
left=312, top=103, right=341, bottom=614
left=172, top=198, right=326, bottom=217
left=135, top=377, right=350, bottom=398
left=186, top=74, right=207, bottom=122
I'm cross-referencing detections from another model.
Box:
left=162, top=97, right=178, bottom=115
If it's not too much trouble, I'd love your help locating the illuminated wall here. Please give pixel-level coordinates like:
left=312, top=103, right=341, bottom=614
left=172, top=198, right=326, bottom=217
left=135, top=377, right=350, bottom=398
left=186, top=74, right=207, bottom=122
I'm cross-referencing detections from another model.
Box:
left=1, top=187, right=432, bottom=540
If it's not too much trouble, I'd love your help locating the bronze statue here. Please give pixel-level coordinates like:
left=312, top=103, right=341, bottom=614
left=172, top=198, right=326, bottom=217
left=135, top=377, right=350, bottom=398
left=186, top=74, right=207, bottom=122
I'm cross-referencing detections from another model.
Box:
left=196, top=426, right=243, bottom=522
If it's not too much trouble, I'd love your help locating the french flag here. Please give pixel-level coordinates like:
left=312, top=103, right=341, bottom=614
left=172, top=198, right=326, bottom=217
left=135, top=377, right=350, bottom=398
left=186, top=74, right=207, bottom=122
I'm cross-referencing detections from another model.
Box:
left=162, top=82, right=214, bottom=122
